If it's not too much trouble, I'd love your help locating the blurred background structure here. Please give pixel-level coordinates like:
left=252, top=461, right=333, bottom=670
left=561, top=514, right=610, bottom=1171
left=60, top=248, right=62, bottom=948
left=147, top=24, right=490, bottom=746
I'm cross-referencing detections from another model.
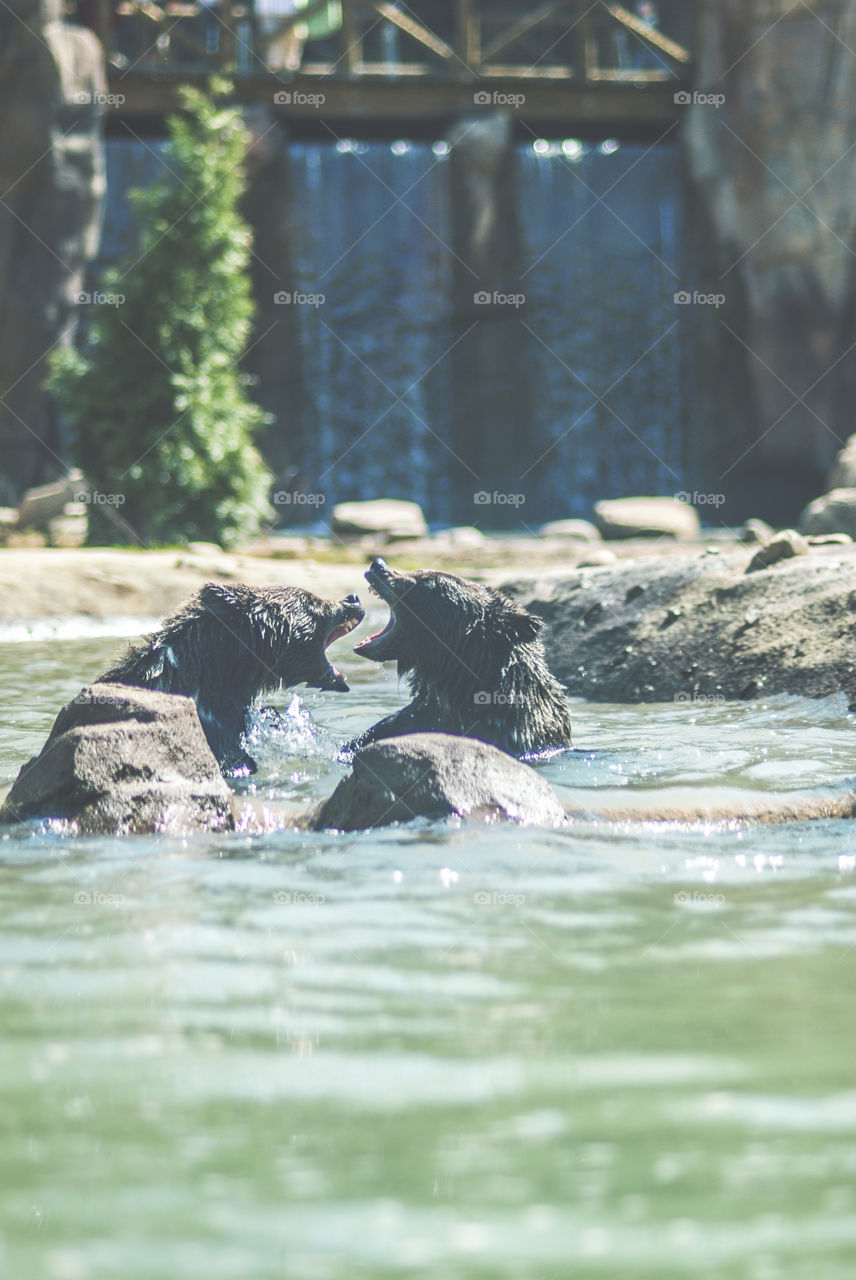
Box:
left=1, top=1, right=853, bottom=528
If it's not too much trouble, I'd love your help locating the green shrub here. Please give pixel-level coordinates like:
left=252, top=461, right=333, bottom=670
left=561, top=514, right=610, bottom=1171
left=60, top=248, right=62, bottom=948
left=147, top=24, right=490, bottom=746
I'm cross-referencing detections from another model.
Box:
left=50, top=84, right=271, bottom=547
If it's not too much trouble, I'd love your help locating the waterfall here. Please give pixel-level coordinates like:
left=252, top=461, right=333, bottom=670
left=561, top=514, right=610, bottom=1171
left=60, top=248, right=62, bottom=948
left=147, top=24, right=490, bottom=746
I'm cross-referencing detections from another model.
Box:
left=98, top=132, right=689, bottom=527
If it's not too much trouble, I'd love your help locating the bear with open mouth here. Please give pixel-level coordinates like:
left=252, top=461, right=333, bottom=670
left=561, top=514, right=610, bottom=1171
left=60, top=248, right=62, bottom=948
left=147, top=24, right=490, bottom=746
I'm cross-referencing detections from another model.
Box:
left=345, top=558, right=572, bottom=759
left=101, top=582, right=364, bottom=775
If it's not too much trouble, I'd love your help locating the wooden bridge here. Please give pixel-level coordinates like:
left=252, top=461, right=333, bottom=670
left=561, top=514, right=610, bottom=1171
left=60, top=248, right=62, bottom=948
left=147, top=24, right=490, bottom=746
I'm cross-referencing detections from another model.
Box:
left=84, top=0, right=695, bottom=135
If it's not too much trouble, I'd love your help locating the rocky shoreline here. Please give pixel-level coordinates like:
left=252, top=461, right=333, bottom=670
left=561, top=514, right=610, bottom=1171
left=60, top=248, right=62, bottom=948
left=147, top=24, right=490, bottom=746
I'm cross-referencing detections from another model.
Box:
left=504, top=541, right=856, bottom=707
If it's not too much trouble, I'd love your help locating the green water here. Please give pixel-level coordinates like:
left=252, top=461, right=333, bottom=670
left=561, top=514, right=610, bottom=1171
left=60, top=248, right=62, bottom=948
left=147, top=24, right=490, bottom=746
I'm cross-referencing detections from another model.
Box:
left=1, top=622, right=856, bottom=1279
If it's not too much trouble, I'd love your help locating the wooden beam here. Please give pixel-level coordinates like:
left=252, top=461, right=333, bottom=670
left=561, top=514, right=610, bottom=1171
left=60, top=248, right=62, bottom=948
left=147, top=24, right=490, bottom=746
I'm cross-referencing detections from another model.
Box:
left=589, top=68, right=677, bottom=82
left=365, top=1, right=457, bottom=61
left=455, top=0, right=479, bottom=72
left=481, top=0, right=573, bottom=63
left=108, top=69, right=687, bottom=128
left=572, top=0, right=589, bottom=81
left=94, top=0, right=112, bottom=51
left=604, top=3, right=691, bottom=64
left=479, top=64, right=572, bottom=79
left=339, top=0, right=362, bottom=76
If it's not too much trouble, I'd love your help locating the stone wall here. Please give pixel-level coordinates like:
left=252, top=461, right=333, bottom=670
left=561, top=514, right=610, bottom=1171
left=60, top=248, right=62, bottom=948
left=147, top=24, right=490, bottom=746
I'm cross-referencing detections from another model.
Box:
left=0, top=0, right=105, bottom=502
left=684, top=0, right=856, bottom=523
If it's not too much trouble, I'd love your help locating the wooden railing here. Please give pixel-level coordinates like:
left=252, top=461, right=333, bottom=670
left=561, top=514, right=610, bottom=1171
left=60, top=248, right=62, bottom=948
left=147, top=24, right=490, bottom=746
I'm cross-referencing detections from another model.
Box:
left=90, top=0, right=692, bottom=85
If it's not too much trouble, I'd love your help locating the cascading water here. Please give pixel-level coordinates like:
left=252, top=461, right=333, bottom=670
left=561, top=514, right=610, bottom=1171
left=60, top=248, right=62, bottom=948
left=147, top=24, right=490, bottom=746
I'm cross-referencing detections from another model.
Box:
left=288, top=138, right=455, bottom=523
left=99, top=133, right=689, bottom=525
left=515, top=137, right=688, bottom=515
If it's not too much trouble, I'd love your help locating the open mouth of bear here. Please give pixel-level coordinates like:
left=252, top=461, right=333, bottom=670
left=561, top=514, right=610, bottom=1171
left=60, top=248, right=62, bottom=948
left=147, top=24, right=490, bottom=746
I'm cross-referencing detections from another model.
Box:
left=318, top=600, right=364, bottom=691
left=353, top=566, right=400, bottom=659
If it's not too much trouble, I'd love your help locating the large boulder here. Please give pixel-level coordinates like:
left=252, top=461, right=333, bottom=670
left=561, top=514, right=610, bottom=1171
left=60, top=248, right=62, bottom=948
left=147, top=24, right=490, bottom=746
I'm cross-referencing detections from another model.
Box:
left=331, top=499, right=428, bottom=540
left=0, top=4, right=106, bottom=501
left=0, top=683, right=235, bottom=834
left=308, top=733, right=566, bottom=831
left=798, top=489, right=856, bottom=538
left=504, top=543, right=856, bottom=705
left=593, top=497, right=701, bottom=541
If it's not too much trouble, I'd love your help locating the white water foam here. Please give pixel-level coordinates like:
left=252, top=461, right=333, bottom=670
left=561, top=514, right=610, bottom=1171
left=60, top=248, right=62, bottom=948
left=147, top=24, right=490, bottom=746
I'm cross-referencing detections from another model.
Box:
left=0, top=616, right=157, bottom=645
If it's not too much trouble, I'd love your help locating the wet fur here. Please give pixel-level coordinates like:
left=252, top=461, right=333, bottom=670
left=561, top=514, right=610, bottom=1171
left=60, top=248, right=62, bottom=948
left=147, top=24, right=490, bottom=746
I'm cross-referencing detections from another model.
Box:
left=348, top=563, right=572, bottom=758
left=102, top=582, right=361, bottom=774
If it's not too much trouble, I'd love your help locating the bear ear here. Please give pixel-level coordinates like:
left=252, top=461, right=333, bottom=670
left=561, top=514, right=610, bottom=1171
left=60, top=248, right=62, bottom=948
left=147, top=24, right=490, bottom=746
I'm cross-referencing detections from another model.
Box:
left=503, top=608, right=543, bottom=645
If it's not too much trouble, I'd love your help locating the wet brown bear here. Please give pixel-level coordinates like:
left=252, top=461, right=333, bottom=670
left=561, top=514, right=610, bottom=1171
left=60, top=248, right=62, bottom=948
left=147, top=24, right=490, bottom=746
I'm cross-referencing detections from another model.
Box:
left=346, top=558, right=571, bottom=758
left=101, top=582, right=364, bottom=775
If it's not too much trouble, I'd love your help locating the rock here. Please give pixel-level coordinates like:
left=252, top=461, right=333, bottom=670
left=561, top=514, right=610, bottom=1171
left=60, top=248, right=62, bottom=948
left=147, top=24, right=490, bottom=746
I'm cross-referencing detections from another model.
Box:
left=577, top=548, right=617, bottom=567
left=593, top=497, right=701, bottom=541
left=740, top=518, right=775, bottom=544
left=17, top=470, right=84, bottom=530
left=0, top=683, right=235, bottom=835
left=0, top=10, right=105, bottom=499
left=828, top=435, right=856, bottom=490
left=46, top=506, right=87, bottom=548
left=331, top=499, right=428, bottom=540
left=308, top=734, right=566, bottom=831
left=0, top=508, right=18, bottom=543
left=798, top=489, right=856, bottom=538
left=746, top=528, right=808, bottom=572
left=683, top=9, right=856, bottom=521
left=540, top=518, right=601, bottom=541
left=503, top=544, right=856, bottom=704
left=432, top=526, right=487, bottom=547
left=807, top=533, right=853, bottom=546
left=185, top=541, right=224, bottom=556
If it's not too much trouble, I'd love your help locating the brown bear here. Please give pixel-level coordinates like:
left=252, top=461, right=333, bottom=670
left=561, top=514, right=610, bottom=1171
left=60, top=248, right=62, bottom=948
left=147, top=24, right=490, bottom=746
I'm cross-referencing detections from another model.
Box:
left=101, top=582, right=364, bottom=775
left=346, top=558, right=572, bottom=758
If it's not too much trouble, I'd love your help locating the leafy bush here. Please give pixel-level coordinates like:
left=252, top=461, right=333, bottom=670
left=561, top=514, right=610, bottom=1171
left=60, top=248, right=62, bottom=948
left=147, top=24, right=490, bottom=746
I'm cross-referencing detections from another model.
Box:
left=50, top=84, right=271, bottom=546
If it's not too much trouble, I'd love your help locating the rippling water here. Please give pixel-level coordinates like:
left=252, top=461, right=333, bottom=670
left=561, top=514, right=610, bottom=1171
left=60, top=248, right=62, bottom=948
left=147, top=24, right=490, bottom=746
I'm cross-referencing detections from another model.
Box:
left=1, top=621, right=855, bottom=1279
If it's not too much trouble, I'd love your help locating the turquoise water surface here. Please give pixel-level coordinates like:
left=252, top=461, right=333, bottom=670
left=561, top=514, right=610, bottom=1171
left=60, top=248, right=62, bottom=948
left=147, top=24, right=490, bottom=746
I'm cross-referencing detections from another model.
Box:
left=1, top=617, right=855, bottom=1279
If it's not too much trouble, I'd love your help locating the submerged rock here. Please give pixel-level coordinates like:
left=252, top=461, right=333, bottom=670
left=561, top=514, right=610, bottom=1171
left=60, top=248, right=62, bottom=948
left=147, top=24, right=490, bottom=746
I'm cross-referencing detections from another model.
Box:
left=0, top=683, right=235, bottom=835
left=504, top=543, right=856, bottom=704
left=593, top=497, right=701, bottom=541
left=308, top=733, right=566, bottom=831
